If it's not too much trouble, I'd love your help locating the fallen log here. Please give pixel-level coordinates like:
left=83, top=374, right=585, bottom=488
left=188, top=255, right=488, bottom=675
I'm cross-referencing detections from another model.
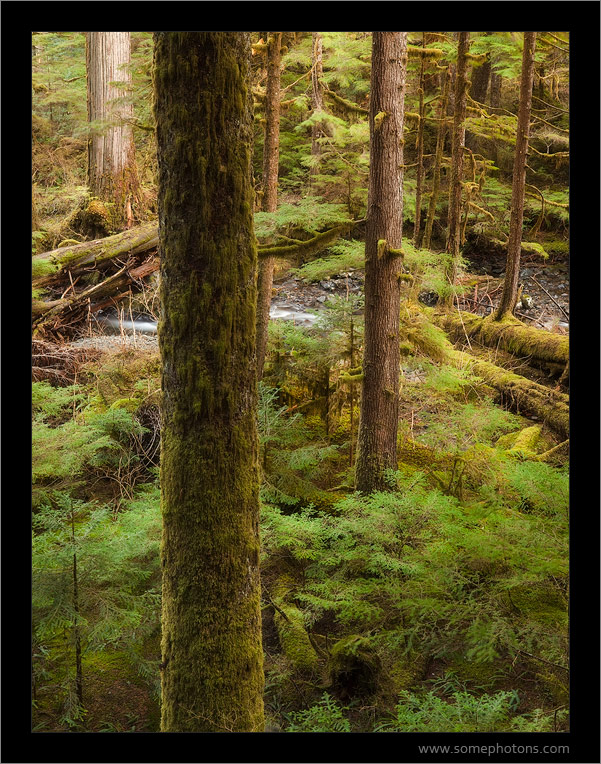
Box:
left=454, top=351, right=569, bottom=440
left=33, top=258, right=159, bottom=335
left=33, top=217, right=362, bottom=286
left=434, top=310, right=569, bottom=367
left=32, top=222, right=159, bottom=285
left=402, top=307, right=569, bottom=440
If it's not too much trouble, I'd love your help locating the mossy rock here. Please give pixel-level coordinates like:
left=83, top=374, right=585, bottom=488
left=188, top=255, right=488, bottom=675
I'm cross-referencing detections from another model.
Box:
left=449, top=654, right=501, bottom=689
left=507, top=583, right=567, bottom=628
left=273, top=602, right=319, bottom=673
left=328, top=635, right=381, bottom=699
left=389, top=652, right=428, bottom=694
left=496, top=425, right=543, bottom=459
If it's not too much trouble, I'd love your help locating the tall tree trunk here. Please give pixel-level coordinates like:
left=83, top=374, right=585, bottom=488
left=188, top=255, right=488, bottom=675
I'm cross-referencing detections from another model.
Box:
left=70, top=512, right=83, bottom=711
left=355, top=32, right=408, bottom=494
left=86, top=32, right=139, bottom=232
left=465, top=33, right=491, bottom=151
left=489, top=71, right=502, bottom=108
left=444, top=32, right=469, bottom=300
left=423, top=65, right=450, bottom=250
left=413, top=33, right=426, bottom=247
left=310, top=32, right=324, bottom=171
left=256, top=32, right=282, bottom=380
left=494, top=32, right=537, bottom=320
left=154, top=31, right=264, bottom=733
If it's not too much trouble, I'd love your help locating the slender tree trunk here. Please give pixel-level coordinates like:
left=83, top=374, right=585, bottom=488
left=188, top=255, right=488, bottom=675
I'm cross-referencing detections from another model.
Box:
left=86, top=33, right=139, bottom=231
left=489, top=71, right=502, bottom=108
left=413, top=33, right=426, bottom=247
left=423, top=65, right=450, bottom=250
left=154, top=31, right=264, bottom=733
left=70, top=513, right=83, bottom=710
left=444, top=32, right=469, bottom=299
left=465, top=33, right=491, bottom=151
left=494, top=32, right=537, bottom=320
left=310, top=32, right=324, bottom=171
left=355, top=32, right=408, bottom=494
left=256, top=32, right=282, bottom=380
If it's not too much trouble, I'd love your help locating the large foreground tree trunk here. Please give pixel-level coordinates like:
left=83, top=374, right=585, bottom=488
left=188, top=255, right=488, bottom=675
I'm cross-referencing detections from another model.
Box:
left=154, top=31, right=264, bottom=733
left=355, top=31, right=408, bottom=494
left=494, top=32, right=537, bottom=320
left=87, top=32, right=139, bottom=232
left=256, top=32, right=282, bottom=380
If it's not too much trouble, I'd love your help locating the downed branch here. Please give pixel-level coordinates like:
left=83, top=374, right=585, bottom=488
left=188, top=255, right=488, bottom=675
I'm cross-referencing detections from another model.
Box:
left=257, top=220, right=363, bottom=260
left=33, top=258, right=159, bottom=334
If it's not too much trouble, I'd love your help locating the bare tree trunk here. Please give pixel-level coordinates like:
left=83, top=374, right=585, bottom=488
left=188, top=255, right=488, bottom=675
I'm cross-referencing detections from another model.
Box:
left=86, top=32, right=139, bottom=232
left=444, top=32, right=469, bottom=298
left=413, top=33, right=426, bottom=247
left=355, top=32, right=408, bottom=494
left=494, top=32, right=537, bottom=320
left=256, top=32, right=282, bottom=380
left=423, top=65, right=450, bottom=250
left=310, top=32, right=324, bottom=172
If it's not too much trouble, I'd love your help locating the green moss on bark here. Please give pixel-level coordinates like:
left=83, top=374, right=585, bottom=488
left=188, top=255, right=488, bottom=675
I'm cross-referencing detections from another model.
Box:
left=154, top=31, right=263, bottom=733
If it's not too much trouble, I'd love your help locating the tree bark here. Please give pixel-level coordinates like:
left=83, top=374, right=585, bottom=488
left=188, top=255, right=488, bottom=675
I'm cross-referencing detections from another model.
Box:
left=423, top=65, right=450, bottom=250
left=355, top=32, right=408, bottom=494
left=444, top=32, right=469, bottom=296
left=494, top=32, right=537, bottom=320
left=154, top=31, right=264, bottom=733
left=256, top=33, right=282, bottom=380
left=413, top=33, right=426, bottom=247
left=310, top=32, right=325, bottom=174
left=86, top=32, right=139, bottom=231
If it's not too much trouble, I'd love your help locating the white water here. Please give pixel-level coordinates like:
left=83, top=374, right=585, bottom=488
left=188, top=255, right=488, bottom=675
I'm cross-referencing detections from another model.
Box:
left=96, top=302, right=320, bottom=336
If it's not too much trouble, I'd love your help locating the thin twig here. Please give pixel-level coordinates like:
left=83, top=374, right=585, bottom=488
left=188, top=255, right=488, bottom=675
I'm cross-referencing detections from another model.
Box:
left=528, top=275, right=569, bottom=321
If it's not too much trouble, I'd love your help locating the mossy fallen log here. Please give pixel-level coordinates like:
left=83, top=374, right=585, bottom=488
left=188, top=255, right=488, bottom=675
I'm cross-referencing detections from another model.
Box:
left=454, top=351, right=569, bottom=440
left=403, top=307, right=569, bottom=440
left=31, top=222, right=159, bottom=284
left=434, top=311, right=569, bottom=367
left=33, top=219, right=361, bottom=285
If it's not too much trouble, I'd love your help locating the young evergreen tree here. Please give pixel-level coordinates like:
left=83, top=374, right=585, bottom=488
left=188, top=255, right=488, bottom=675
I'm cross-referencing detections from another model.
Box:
left=154, top=31, right=264, bottom=732
left=355, top=31, right=408, bottom=494
left=86, top=32, right=139, bottom=230
left=494, top=32, right=537, bottom=320
left=256, top=32, right=282, bottom=379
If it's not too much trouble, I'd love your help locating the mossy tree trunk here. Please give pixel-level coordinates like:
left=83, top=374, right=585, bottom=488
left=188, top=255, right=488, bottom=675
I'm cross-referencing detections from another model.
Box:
left=494, top=32, right=537, bottom=320
left=86, top=33, right=140, bottom=232
left=355, top=32, right=408, bottom=494
left=154, top=31, right=264, bottom=733
left=444, top=32, right=469, bottom=298
left=256, top=32, right=282, bottom=380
